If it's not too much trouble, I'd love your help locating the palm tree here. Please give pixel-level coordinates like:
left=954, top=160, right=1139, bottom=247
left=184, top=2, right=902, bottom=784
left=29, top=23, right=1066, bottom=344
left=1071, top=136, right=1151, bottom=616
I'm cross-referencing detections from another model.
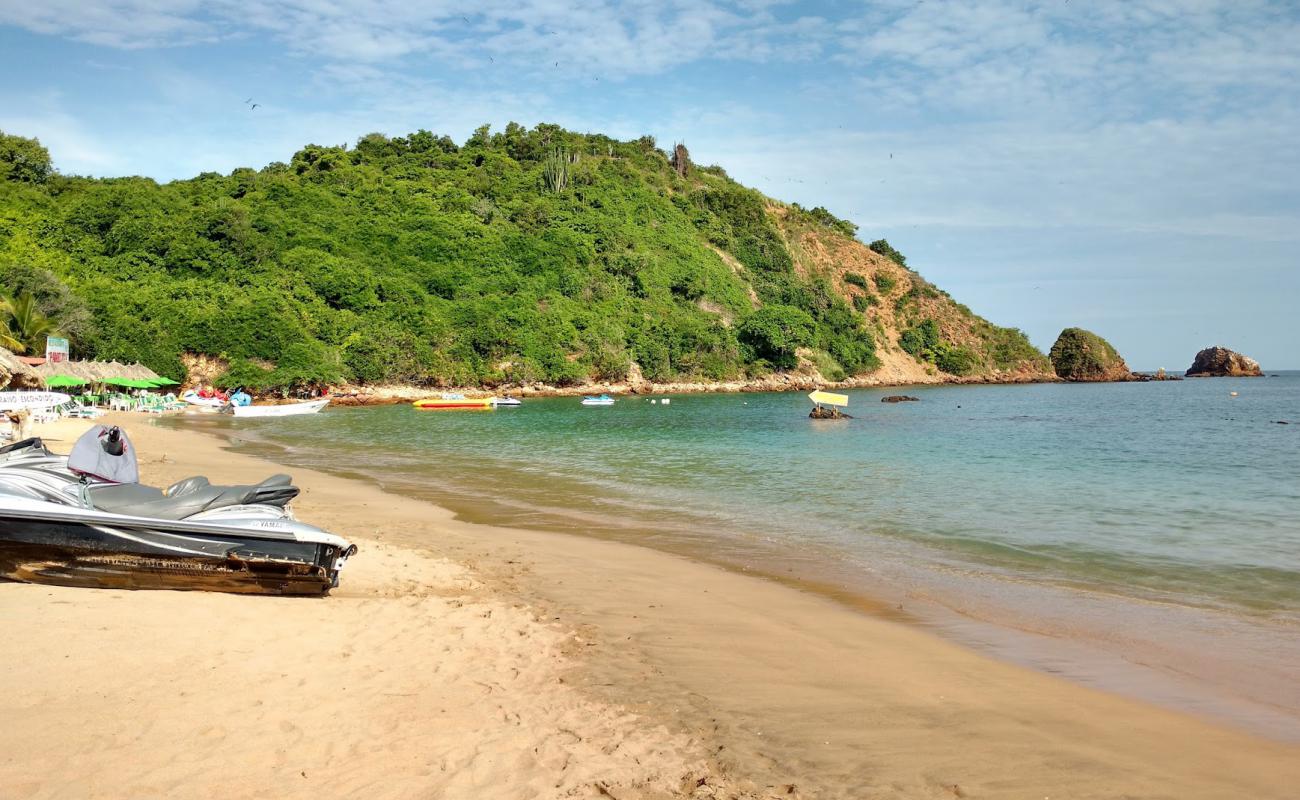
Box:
left=0, top=298, right=25, bottom=353
left=0, top=292, right=61, bottom=355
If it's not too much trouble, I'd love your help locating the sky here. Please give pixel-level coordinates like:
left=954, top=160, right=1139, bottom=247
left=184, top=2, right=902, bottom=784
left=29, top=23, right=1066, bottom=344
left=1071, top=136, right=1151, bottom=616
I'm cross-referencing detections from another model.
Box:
left=1, top=0, right=1297, bottom=369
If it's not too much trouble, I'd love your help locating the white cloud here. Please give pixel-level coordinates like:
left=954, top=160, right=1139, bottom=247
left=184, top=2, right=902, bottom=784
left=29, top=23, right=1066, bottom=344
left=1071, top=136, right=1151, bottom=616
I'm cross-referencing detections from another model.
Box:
left=0, top=0, right=215, bottom=49
left=0, top=104, right=122, bottom=173
left=0, top=0, right=834, bottom=75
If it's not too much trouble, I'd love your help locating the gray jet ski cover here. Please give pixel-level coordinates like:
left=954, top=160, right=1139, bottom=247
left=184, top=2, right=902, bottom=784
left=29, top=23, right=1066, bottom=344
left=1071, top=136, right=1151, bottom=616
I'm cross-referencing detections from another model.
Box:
left=67, top=425, right=140, bottom=484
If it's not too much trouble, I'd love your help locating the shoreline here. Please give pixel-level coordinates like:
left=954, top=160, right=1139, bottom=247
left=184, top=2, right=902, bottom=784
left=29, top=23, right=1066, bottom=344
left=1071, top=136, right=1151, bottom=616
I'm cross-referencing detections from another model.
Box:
left=3, top=414, right=1298, bottom=798
left=323, top=370, right=1058, bottom=406
left=198, top=401, right=1300, bottom=743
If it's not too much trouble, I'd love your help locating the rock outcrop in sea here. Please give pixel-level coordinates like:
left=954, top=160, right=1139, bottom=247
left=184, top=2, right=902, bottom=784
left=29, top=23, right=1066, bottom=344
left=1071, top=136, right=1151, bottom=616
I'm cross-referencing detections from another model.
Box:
left=1048, top=328, right=1133, bottom=382
left=1185, top=347, right=1262, bottom=377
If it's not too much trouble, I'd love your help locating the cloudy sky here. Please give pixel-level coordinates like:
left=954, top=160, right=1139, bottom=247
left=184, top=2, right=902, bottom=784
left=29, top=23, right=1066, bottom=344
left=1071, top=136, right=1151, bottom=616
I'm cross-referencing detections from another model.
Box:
left=2, top=0, right=1297, bottom=368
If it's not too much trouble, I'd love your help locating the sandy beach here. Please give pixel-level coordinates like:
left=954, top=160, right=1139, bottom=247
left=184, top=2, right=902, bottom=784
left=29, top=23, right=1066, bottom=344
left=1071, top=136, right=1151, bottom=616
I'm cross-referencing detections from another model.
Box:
left=2, top=414, right=1297, bottom=799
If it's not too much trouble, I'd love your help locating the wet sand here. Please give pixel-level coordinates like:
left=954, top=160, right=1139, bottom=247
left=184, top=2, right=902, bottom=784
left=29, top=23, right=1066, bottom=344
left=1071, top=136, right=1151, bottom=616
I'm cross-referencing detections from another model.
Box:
left=1, top=414, right=1297, bottom=799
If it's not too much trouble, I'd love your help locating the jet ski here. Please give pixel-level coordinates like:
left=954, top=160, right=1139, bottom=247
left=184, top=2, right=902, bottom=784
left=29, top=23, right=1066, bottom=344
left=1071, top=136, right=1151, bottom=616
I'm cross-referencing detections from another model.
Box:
left=0, top=427, right=355, bottom=595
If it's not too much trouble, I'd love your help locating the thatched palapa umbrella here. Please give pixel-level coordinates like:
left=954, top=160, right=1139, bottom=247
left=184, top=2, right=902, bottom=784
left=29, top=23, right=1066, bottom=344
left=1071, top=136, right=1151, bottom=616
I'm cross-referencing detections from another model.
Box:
left=32, top=359, right=161, bottom=383
left=0, top=348, right=44, bottom=390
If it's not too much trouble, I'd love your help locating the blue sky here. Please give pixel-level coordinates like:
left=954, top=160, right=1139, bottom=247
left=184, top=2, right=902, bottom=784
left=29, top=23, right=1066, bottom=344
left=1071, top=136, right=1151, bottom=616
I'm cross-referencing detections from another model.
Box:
left=2, top=0, right=1297, bottom=368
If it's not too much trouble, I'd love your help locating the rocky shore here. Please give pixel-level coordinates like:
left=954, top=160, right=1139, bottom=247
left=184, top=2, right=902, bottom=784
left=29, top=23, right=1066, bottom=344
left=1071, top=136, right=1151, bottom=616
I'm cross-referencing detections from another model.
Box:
left=328, top=366, right=1057, bottom=407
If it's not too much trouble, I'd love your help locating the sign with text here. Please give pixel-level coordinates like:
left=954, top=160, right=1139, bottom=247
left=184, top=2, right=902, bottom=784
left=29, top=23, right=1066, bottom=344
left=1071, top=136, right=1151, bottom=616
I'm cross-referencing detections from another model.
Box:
left=44, top=336, right=69, bottom=363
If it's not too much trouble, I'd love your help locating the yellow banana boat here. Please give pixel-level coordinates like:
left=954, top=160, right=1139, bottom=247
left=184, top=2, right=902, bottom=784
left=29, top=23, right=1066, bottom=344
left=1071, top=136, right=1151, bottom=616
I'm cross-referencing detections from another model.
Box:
left=412, top=394, right=495, bottom=410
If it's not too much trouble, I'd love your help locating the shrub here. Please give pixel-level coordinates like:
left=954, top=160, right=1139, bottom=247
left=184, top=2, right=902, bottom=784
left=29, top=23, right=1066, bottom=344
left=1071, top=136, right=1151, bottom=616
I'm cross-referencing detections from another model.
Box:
left=935, top=345, right=981, bottom=376
left=869, top=239, right=907, bottom=267
left=899, top=319, right=941, bottom=359
left=986, top=326, right=1045, bottom=369
left=843, top=272, right=868, bottom=290
left=808, top=349, right=846, bottom=381
left=873, top=272, right=897, bottom=294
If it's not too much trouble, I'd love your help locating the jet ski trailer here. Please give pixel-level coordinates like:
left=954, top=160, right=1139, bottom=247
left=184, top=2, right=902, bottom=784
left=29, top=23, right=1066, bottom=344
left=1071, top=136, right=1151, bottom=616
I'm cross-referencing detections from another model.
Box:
left=0, top=429, right=356, bottom=595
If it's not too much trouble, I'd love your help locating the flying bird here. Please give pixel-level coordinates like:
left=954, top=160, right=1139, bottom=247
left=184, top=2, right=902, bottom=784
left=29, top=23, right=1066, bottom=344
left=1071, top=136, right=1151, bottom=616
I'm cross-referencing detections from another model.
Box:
left=250, top=103, right=260, bottom=110
left=244, top=97, right=253, bottom=104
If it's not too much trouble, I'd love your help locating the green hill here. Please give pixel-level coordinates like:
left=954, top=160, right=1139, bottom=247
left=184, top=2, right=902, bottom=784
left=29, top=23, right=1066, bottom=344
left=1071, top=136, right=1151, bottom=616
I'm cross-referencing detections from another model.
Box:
left=0, top=125, right=1050, bottom=391
left=1049, top=328, right=1132, bottom=381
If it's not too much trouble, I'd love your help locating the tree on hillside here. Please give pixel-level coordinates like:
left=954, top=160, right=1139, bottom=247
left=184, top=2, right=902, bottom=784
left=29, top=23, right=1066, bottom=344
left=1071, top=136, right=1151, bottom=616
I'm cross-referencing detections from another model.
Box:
left=0, top=292, right=62, bottom=355
left=0, top=131, right=53, bottom=184
left=670, top=143, right=690, bottom=177
left=869, top=239, right=907, bottom=268
left=0, top=265, right=95, bottom=348
left=738, top=305, right=816, bottom=369
left=0, top=316, right=22, bottom=353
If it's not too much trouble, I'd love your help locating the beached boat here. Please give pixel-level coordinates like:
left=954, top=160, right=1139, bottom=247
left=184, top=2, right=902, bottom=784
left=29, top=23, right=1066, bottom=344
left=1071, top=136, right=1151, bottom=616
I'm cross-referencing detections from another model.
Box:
left=225, top=397, right=330, bottom=417
left=0, top=428, right=355, bottom=595
left=413, top=394, right=494, bottom=410
left=581, top=394, right=616, bottom=406
left=180, top=389, right=225, bottom=413
left=492, top=396, right=522, bottom=407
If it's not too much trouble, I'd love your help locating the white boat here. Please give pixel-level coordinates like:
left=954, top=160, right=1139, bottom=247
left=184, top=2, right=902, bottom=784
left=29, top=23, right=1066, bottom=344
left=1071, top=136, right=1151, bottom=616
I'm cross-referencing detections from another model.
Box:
left=580, top=394, right=616, bottom=406
left=0, top=392, right=71, bottom=412
left=492, top=396, right=522, bottom=407
left=226, top=397, right=330, bottom=418
left=180, top=389, right=225, bottom=413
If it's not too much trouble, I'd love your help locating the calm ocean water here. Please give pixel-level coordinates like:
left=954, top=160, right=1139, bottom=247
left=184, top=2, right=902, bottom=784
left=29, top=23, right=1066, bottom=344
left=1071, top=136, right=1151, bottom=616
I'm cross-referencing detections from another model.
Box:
left=178, top=373, right=1300, bottom=734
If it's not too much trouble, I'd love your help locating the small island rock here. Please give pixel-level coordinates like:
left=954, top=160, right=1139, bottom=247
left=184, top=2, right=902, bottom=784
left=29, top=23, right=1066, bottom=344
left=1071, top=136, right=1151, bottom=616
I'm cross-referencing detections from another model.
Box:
left=881, top=395, right=920, bottom=403
left=1048, top=328, right=1132, bottom=382
left=1185, top=347, right=1262, bottom=377
left=809, top=406, right=852, bottom=419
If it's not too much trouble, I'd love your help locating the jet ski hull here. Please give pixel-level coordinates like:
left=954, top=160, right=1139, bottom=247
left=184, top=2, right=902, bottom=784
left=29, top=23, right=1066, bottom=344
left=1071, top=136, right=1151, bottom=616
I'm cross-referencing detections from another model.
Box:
left=0, top=504, right=352, bottom=596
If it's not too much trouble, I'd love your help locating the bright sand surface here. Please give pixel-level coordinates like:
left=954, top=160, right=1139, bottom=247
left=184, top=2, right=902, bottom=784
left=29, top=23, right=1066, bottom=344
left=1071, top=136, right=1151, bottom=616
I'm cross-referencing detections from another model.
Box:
left=1, top=414, right=1297, bottom=799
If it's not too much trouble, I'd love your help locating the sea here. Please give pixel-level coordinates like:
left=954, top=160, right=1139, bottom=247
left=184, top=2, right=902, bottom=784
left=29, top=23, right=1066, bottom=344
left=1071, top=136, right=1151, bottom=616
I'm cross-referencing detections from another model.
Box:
left=174, top=373, right=1300, bottom=739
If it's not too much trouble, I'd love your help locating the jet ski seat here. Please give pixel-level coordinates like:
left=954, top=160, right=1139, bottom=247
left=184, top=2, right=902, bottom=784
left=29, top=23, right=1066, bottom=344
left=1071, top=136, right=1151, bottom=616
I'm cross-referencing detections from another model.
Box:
left=0, top=437, right=49, bottom=456
left=88, top=474, right=300, bottom=520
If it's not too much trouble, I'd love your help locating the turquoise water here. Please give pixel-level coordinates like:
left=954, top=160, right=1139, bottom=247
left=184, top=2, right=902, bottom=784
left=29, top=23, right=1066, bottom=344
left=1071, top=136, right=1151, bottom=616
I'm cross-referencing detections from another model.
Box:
left=217, top=375, right=1300, bottom=618
left=182, top=375, right=1300, bottom=734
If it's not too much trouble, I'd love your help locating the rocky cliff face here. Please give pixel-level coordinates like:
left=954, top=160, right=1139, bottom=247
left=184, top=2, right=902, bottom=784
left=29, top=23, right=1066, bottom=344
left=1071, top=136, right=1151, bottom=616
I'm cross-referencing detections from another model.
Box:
left=1048, top=328, right=1132, bottom=381
left=1185, top=347, right=1262, bottom=377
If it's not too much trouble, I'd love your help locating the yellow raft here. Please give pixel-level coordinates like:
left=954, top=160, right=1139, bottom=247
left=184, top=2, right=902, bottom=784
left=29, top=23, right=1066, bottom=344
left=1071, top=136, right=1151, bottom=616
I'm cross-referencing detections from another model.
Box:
left=412, top=394, right=494, bottom=410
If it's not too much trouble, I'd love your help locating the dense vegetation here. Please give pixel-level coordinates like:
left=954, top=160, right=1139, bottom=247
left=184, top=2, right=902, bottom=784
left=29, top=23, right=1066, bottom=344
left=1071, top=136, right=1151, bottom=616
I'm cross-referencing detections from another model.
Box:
left=1049, top=327, right=1130, bottom=381
left=897, top=319, right=982, bottom=376
left=1, top=125, right=1045, bottom=390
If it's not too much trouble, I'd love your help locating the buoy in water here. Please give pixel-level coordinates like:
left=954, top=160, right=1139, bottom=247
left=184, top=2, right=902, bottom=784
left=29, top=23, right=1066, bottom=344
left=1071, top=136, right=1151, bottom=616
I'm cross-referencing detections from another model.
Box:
left=662, top=398, right=670, bottom=405
left=650, top=399, right=658, bottom=404
left=1230, top=391, right=1239, bottom=397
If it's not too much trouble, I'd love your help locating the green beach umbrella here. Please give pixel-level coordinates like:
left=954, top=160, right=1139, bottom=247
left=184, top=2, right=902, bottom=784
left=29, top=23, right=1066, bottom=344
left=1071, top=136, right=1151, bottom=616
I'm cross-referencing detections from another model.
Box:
left=151, top=377, right=180, bottom=386
left=101, top=377, right=135, bottom=387
left=45, top=374, right=88, bottom=388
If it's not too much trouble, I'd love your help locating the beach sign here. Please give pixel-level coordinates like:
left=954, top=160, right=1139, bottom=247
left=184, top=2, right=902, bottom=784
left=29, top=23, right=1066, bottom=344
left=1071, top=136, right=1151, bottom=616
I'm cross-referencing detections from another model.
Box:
left=0, top=391, right=72, bottom=411
left=808, top=390, right=849, bottom=407
left=44, top=336, right=69, bottom=364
